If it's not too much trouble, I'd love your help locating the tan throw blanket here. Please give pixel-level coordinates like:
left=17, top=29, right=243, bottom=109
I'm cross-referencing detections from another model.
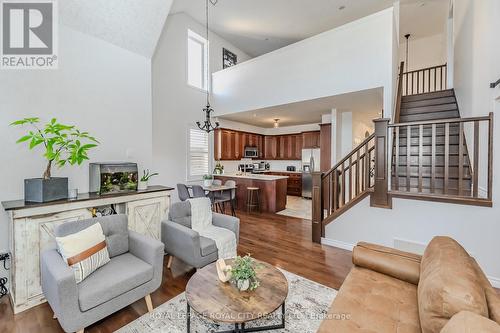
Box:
left=188, top=197, right=237, bottom=260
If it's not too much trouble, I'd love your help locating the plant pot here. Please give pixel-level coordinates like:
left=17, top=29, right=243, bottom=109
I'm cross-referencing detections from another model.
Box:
left=236, top=279, right=250, bottom=291
left=137, top=180, right=148, bottom=191
left=203, top=179, right=213, bottom=187
left=24, top=177, right=68, bottom=203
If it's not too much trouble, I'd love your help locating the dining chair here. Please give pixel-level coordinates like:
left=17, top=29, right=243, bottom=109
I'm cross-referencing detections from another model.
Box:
left=177, top=184, right=191, bottom=201
left=214, top=180, right=237, bottom=216
left=212, top=179, right=222, bottom=186
left=191, top=185, right=207, bottom=198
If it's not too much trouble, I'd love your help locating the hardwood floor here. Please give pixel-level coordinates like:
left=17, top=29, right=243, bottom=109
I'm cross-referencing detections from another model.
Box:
left=0, top=210, right=352, bottom=333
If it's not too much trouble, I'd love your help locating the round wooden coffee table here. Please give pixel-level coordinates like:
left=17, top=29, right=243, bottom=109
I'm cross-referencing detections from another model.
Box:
left=185, top=259, right=288, bottom=333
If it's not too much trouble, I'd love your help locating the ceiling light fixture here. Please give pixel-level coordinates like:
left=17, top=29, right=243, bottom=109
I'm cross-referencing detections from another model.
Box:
left=196, top=0, right=219, bottom=133
left=274, top=119, right=280, bottom=128
left=338, top=5, right=346, bottom=10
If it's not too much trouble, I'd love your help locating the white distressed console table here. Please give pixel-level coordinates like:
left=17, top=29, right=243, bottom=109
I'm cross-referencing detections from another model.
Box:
left=1, top=185, right=173, bottom=314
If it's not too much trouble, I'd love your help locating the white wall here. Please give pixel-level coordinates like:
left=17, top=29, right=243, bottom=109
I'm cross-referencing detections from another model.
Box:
left=400, top=33, right=447, bottom=71
left=152, top=13, right=251, bottom=197
left=212, top=8, right=395, bottom=119
left=0, top=26, right=153, bottom=253
left=325, top=0, right=500, bottom=284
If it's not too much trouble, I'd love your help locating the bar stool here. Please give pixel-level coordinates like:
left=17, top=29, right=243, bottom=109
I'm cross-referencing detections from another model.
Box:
left=246, top=187, right=261, bottom=213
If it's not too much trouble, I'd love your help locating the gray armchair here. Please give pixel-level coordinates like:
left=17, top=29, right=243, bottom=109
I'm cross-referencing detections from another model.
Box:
left=162, top=201, right=239, bottom=269
left=41, top=215, right=164, bottom=333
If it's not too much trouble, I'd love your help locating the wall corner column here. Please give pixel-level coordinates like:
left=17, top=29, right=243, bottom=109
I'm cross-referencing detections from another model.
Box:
left=370, top=118, right=392, bottom=209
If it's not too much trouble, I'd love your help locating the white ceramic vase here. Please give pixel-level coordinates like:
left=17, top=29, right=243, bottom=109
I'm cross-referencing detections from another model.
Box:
left=237, top=279, right=250, bottom=291
left=203, top=179, right=213, bottom=187
left=138, top=180, right=148, bottom=191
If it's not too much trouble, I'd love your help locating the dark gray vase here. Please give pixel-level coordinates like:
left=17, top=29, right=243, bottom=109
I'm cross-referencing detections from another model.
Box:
left=24, top=177, right=68, bottom=202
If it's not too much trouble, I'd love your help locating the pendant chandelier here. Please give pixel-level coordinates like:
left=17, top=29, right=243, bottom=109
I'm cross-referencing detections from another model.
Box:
left=196, top=0, right=220, bottom=133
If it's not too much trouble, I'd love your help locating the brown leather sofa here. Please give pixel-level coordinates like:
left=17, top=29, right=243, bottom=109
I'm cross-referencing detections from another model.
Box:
left=318, top=236, right=500, bottom=332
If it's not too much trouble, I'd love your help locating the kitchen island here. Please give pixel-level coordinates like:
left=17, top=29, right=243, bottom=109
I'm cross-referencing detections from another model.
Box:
left=214, top=173, right=288, bottom=213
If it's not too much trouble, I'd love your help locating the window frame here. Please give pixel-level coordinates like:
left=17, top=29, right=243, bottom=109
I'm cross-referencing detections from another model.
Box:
left=186, top=29, right=209, bottom=92
left=186, top=126, right=211, bottom=182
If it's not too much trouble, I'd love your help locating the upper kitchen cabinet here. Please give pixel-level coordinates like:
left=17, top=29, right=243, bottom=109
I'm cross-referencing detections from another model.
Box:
left=215, top=128, right=317, bottom=161
left=302, top=131, right=321, bottom=148
left=264, top=135, right=278, bottom=159
left=214, top=129, right=264, bottom=160
left=215, top=129, right=236, bottom=160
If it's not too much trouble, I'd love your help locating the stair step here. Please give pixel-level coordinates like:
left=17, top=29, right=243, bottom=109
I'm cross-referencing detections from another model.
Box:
left=401, top=102, right=459, bottom=115
left=395, top=126, right=461, bottom=138
left=399, top=110, right=459, bottom=123
left=392, top=166, right=472, bottom=178
left=401, top=96, right=457, bottom=109
left=391, top=177, right=471, bottom=189
left=397, top=145, right=467, bottom=155
left=402, top=89, right=454, bottom=102
left=392, top=155, right=467, bottom=166
left=391, top=185, right=473, bottom=197
left=397, top=135, right=462, bottom=146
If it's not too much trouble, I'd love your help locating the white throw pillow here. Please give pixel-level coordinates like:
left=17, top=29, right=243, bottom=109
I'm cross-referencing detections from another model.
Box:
left=55, top=223, right=110, bottom=283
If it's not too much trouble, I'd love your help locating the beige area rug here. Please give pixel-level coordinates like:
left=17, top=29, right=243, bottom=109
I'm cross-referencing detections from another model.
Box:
left=116, top=269, right=336, bottom=333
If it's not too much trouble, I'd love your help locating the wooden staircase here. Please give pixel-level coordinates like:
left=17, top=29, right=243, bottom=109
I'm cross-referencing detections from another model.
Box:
left=391, top=89, right=473, bottom=196
left=311, top=62, right=494, bottom=243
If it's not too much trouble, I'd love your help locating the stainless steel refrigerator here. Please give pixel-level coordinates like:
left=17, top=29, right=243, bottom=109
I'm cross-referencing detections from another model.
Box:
left=301, top=148, right=321, bottom=198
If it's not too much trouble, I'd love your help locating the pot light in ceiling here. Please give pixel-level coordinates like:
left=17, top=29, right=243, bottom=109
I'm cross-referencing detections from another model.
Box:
left=273, top=119, right=280, bottom=128
left=338, top=5, right=346, bottom=11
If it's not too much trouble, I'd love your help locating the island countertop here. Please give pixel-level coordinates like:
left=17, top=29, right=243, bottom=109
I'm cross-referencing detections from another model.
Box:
left=214, top=173, right=289, bottom=181
left=214, top=175, right=287, bottom=213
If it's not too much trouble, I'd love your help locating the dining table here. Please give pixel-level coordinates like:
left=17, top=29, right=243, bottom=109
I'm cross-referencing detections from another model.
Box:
left=187, top=184, right=237, bottom=214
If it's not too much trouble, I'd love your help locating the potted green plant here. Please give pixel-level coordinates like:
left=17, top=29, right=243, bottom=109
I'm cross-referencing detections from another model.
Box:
left=138, top=169, right=159, bottom=190
left=203, top=174, right=214, bottom=187
left=213, top=161, right=224, bottom=175
left=229, top=255, right=262, bottom=292
left=11, top=117, right=99, bottom=202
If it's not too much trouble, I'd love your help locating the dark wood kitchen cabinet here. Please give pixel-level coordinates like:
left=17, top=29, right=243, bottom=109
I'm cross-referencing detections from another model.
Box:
left=215, top=128, right=319, bottom=161
left=215, top=129, right=264, bottom=160
left=302, top=131, right=320, bottom=148
left=266, top=171, right=302, bottom=196
left=264, top=135, right=278, bottom=159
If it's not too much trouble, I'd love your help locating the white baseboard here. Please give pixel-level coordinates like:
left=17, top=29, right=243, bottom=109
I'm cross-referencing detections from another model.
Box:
left=321, top=238, right=500, bottom=288
left=321, top=238, right=355, bottom=251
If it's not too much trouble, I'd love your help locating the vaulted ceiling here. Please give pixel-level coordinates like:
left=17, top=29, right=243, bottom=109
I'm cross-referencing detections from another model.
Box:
left=60, top=0, right=173, bottom=57
left=171, top=0, right=395, bottom=57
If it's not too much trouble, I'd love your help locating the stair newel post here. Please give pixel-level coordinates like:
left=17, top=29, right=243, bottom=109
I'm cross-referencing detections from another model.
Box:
left=312, top=172, right=324, bottom=243
left=370, top=118, right=392, bottom=209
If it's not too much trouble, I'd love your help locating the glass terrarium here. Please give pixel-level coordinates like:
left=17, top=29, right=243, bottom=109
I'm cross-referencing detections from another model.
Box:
left=89, top=163, right=138, bottom=195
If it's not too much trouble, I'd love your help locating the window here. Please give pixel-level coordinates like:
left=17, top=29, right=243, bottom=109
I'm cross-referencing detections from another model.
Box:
left=187, top=29, right=208, bottom=91
left=187, top=127, right=209, bottom=180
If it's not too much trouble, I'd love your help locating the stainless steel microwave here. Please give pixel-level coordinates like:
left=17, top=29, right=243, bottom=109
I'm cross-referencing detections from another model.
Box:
left=244, top=147, right=259, bottom=158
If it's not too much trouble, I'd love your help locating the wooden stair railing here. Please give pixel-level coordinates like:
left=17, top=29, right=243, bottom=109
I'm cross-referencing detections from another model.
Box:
left=403, top=64, right=447, bottom=96
left=389, top=114, right=494, bottom=206
left=311, top=133, right=376, bottom=242
left=394, top=61, right=405, bottom=123
left=312, top=62, right=494, bottom=244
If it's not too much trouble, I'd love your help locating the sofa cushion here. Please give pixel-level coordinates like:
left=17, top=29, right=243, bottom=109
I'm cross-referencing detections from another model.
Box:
left=169, top=201, right=192, bottom=228
left=440, top=311, right=500, bottom=333
left=78, top=253, right=153, bottom=311
left=472, top=258, right=500, bottom=324
left=418, top=236, right=488, bottom=333
left=354, top=242, right=422, bottom=285
left=55, top=215, right=129, bottom=258
left=200, top=236, right=217, bottom=256
left=317, top=267, right=421, bottom=333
